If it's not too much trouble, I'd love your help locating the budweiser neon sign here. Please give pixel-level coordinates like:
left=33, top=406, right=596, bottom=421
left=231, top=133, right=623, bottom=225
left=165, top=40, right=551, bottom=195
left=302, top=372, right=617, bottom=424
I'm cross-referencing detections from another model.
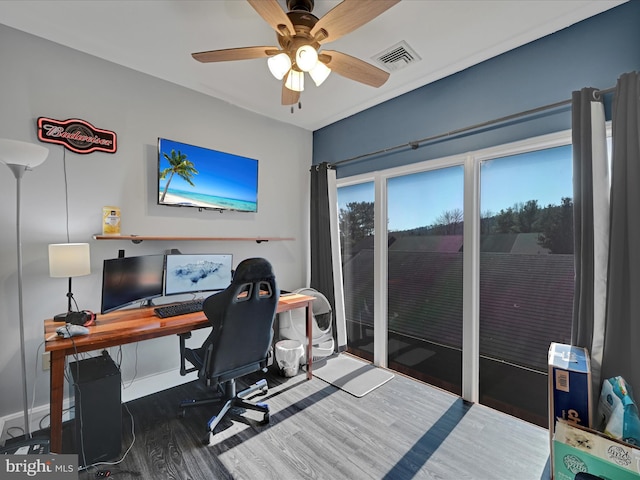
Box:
left=37, top=117, right=117, bottom=154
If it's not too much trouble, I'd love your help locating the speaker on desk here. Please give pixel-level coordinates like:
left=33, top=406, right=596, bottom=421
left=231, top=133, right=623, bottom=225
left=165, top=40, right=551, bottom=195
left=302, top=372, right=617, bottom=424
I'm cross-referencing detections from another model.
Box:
left=69, top=351, right=121, bottom=467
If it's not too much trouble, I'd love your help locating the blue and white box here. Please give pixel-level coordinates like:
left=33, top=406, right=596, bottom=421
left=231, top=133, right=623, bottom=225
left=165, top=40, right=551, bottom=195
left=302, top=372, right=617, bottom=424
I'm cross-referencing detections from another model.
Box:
left=549, top=342, right=592, bottom=429
left=549, top=342, right=593, bottom=478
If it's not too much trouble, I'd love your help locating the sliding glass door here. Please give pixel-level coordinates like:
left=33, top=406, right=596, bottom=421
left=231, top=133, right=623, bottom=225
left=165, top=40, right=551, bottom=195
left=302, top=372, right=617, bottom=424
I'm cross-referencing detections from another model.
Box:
left=337, top=181, right=375, bottom=362
left=386, top=167, right=464, bottom=394
left=336, top=131, right=576, bottom=427
left=478, top=145, right=573, bottom=425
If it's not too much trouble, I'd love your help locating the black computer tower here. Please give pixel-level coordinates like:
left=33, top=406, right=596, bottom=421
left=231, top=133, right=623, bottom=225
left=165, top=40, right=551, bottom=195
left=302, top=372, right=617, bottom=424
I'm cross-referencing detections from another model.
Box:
left=69, top=352, right=121, bottom=466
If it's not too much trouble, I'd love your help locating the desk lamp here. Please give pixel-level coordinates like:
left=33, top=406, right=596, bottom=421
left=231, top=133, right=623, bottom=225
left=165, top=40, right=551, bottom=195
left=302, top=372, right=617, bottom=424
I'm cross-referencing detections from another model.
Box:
left=48, top=243, right=91, bottom=321
left=0, top=138, right=49, bottom=440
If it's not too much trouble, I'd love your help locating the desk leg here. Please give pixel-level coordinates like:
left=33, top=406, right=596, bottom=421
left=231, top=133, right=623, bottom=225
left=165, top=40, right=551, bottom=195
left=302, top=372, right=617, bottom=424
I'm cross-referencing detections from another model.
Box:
left=306, top=302, right=313, bottom=380
left=49, top=351, right=65, bottom=453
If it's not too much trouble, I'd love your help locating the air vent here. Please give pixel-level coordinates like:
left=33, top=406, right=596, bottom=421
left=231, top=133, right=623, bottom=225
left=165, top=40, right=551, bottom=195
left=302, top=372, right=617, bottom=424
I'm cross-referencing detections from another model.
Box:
left=373, top=41, right=421, bottom=72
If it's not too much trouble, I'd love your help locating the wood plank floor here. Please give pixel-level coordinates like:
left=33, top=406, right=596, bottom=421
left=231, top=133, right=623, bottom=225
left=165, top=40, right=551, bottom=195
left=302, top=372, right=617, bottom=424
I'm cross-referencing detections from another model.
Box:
left=76, top=363, right=551, bottom=480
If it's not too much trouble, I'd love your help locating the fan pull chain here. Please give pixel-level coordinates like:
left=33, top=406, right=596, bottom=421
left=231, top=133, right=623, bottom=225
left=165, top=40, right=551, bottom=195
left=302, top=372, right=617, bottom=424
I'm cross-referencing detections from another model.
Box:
left=290, top=102, right=302, bottom=114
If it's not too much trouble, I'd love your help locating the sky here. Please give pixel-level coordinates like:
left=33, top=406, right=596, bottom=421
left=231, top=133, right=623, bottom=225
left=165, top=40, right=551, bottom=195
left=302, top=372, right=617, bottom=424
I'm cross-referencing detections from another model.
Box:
left=338, top=144, right=574, bottom=232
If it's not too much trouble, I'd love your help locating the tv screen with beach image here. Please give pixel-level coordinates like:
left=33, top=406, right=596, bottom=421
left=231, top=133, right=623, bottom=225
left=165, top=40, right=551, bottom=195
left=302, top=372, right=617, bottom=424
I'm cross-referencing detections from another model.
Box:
left=158, top=138, right=258, bottom=213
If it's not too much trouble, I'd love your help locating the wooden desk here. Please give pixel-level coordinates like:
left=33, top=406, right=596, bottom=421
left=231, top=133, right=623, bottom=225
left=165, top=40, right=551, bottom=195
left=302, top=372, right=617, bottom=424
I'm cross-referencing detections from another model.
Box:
left=44, top=293, right=314, bottom=453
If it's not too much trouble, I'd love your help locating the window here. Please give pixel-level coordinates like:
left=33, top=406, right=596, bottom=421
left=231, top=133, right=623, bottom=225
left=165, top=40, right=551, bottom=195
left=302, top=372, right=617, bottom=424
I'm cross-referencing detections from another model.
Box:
left=387, top=167, right=464, bottom=394
left=338, top=181, right=375, bottom=362
left=479, top=145, right=573, bottom=425
left=337, top=130, right=577, bottom=427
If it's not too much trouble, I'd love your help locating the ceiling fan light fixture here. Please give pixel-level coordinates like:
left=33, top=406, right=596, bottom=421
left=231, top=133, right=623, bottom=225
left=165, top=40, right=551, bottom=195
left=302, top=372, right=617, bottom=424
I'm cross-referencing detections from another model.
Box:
left=295, top=45, right=318, bottom=72
left=267, top=53, right=292, bottom=80
left=285, top=69, right=304, bottom=92
left=309, top=61, right=331, bottom=86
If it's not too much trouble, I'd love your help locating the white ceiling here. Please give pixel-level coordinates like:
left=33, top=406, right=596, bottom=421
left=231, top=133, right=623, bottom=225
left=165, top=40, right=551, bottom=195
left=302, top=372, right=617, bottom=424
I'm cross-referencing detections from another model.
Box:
left=0, top=0, right=625, bottom=131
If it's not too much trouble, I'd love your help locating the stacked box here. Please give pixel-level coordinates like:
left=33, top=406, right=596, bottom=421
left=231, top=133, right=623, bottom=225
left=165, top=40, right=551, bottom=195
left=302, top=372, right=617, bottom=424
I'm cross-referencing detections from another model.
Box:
left=554, top=420, right=640, bottom=480
left=548, top=342, right=593, bottom=478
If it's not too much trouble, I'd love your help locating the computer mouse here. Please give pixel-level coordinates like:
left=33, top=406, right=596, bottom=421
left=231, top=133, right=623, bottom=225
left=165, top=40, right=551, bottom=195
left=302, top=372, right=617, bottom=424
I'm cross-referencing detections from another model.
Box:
left=56, top=324, right=90, bottom=339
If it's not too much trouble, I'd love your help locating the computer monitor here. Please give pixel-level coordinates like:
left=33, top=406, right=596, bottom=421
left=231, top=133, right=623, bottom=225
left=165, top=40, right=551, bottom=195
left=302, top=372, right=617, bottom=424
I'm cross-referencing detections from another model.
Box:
left=100, top=255, right=165, bottom=314
left=164, top=253, right=233, bottom=296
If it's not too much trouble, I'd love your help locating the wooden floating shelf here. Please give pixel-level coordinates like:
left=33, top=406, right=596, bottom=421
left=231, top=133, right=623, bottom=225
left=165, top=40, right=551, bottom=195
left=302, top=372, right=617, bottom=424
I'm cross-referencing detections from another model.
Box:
left=93, top=235, right=295, bottom=244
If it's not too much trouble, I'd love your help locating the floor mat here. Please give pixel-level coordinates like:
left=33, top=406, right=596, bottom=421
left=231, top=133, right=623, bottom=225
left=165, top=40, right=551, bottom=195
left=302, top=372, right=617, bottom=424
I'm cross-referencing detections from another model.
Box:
left=312, top=354, right=394, bottom=397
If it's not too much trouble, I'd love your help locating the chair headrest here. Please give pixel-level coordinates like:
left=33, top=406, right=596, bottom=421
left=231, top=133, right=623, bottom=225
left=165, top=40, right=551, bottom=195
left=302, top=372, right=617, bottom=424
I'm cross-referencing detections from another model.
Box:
left=232, top=258, right=275, bottom=284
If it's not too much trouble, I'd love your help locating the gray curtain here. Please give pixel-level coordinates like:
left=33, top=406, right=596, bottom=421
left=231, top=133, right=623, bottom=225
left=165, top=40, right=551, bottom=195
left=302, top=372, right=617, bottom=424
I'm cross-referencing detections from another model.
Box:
left=601, top=71, right=640, bottom=393
left=571, top=87, right=608, bottom=401
left=310, top=162, right=338, bottom=341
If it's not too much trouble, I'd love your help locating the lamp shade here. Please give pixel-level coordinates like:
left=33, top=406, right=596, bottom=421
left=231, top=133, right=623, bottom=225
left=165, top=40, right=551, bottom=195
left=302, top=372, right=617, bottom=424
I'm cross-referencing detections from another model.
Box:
left=0, top=139, right=49, bottom=168
left=309, top=61, right=331, bottom=86
left=268, top=53, right=292, bottom=80
left=295, top=45, right=318, bottom=72
left=285, top=69, right=305, bottom=92
left=48, top=243, right=91, bottom=278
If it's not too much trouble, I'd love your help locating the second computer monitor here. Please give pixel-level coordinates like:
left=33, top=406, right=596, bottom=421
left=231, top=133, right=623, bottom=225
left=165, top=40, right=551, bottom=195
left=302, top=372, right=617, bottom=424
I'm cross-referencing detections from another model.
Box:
left=101, top=254, right=165, bottom=314
left=164, top=253, right=233, bottom=296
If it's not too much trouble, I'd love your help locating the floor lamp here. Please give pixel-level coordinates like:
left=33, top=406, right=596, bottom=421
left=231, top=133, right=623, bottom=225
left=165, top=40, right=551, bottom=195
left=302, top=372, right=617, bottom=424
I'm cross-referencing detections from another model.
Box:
left=0, top=139, right=49, bottom=440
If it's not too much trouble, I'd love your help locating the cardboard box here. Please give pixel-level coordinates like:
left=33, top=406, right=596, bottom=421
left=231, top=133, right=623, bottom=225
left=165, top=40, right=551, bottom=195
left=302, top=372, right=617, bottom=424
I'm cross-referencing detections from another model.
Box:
left=549, top=343, right=592, bottom=429
left=554, top=420, right=640, bottom=480
left=549, top=342, right=593, bottom=478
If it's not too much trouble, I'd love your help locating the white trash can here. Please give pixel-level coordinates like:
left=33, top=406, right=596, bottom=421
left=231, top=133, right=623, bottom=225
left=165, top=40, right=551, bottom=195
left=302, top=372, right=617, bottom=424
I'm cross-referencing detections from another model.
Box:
left=275, top=339, right=304, bottom=377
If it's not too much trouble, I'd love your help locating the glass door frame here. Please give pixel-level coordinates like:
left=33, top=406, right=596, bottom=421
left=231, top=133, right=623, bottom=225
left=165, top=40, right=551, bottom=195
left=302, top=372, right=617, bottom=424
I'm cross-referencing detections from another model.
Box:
left=336, top=129, right=574, bottom=404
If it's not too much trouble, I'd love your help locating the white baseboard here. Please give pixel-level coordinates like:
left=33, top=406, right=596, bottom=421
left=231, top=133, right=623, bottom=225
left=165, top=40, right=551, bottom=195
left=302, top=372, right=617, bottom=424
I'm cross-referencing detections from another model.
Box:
left=0, top=398, right=74, bottom=446
left=0, top=367, right=196, bottom=446
left=120, top=367, right=195, bottom=404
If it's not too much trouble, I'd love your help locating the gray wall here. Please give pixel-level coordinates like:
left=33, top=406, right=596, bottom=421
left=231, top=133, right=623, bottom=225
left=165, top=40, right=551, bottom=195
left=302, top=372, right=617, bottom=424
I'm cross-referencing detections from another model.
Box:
left=313, top=1, right=640, bottom=177
left=0, top=24, right=311, bottom=428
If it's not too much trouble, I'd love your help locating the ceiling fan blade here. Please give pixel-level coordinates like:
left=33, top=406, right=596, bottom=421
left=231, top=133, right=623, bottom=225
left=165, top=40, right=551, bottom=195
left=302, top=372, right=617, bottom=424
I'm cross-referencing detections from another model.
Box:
left=321, top=50, right=390, bottom=88
left=247, top=0, right=295, bottom=37
left=311, top=0, right=400, bottom=44
left=192, top=46, right=278, bottom=63
left=282, top=81, right=300, bottom=106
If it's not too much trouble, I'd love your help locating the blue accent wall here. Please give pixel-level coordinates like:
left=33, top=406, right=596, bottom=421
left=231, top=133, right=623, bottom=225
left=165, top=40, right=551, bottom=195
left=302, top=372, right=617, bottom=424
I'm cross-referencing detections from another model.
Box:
left=313, top=1, right=640, bottom=178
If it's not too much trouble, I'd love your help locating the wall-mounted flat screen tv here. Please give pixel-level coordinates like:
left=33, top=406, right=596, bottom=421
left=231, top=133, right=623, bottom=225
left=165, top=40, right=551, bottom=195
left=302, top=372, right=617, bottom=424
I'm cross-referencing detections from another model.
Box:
left=157, top=138, right=258, bottom=213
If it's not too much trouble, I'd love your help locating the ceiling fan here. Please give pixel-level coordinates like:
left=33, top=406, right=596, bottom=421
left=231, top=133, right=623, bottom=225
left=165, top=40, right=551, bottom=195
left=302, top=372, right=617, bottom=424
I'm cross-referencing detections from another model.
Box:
left=191, top=0, right=400, bottom=106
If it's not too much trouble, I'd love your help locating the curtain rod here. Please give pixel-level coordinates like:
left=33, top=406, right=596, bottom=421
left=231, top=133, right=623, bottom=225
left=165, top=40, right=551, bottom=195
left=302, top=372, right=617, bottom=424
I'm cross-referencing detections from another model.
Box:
left=332, top=85, right=616, bottom=167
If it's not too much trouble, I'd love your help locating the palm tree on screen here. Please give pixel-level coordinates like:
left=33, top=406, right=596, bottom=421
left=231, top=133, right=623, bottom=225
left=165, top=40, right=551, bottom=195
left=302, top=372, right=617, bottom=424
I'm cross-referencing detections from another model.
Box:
left=159, top=149, right=199, bottom=202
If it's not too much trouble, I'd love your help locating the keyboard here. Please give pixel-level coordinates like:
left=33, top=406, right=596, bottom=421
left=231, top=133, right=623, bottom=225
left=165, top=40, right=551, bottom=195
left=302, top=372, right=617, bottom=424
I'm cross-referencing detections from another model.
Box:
left=154, top=299, right=204, bottom=318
